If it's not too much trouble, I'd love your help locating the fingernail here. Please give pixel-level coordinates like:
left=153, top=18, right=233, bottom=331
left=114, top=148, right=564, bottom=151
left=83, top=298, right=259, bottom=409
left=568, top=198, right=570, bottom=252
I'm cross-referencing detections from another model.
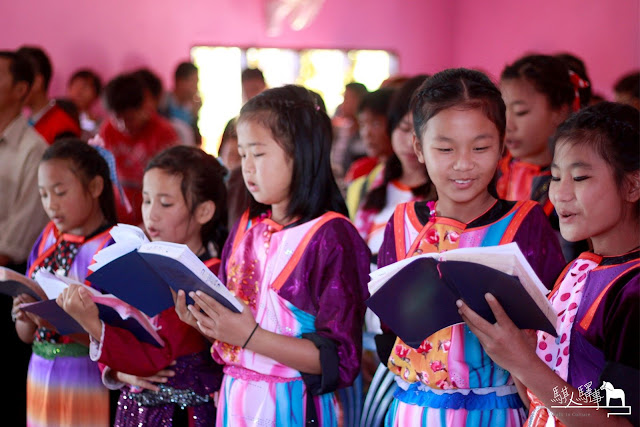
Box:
left=456, top=300, right=463, bottom=308
left=485, top=293, right=495, bottom=301
left=189, top=291, right=195, bottom=297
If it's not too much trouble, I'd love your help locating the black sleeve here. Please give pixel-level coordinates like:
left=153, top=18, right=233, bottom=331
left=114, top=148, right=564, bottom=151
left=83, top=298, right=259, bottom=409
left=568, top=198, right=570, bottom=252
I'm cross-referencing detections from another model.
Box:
left=374, top=332, right=397, bottom=367
left=300, top=332, right=339, bottom=396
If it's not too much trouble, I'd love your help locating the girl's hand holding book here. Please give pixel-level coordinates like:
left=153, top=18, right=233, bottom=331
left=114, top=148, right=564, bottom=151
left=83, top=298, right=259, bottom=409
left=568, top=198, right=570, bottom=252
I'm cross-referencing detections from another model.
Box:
left=457, top=293, right=540, bottom=379
left=56, top=284, right=102, bottom=340
left=187, top=290, right=257, bottom=348
left=173, top=289, right=199, bottom=331
left=12, top=293, right=38, bottom=324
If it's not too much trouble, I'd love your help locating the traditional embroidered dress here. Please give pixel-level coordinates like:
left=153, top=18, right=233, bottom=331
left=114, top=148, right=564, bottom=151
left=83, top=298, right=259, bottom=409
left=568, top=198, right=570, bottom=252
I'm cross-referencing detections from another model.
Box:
left=25, top=222, right=114, bottom=427
left=526, top=249, right=639, bottom=426
left=378, top=200, right=566, bottom=426
left=212, top=210, right=371, bottom=426
left=90, top=254, right=223, bottom=426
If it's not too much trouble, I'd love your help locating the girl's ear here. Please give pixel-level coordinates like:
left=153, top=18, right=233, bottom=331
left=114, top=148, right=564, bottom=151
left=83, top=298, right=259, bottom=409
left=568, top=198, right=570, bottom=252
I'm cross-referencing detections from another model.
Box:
left=412, top=133, right=425, bottom=164
left=88, top=175, right=104, bottom=199
left=194, top=200, right=216, bottom=225
left=624, top=171, right=640, bottom=204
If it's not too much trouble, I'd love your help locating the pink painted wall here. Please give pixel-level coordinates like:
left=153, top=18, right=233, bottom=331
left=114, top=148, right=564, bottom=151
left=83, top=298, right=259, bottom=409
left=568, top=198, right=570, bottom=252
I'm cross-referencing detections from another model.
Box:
left=0, top=0, right=451, bottom=98
left=450, top=0, right=640, bottom=99
left=0, top=0, right=637, bottom=100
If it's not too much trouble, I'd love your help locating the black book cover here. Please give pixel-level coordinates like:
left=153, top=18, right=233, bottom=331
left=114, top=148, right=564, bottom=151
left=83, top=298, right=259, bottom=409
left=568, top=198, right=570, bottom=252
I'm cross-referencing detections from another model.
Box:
left=366, top=258, right=557, bottom=348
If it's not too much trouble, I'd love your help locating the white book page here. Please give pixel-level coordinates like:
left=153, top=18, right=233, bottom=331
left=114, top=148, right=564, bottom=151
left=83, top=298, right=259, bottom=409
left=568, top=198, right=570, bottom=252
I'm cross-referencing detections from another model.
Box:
left=34, top=270, right=101, bottom=299
left=90, top=224, right=149, bottom=271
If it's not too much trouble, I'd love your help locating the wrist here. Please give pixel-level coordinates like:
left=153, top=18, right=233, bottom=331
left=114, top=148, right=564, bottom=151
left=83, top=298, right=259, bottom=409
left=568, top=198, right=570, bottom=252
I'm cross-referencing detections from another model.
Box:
left=242, top=323, right=260, bottom=349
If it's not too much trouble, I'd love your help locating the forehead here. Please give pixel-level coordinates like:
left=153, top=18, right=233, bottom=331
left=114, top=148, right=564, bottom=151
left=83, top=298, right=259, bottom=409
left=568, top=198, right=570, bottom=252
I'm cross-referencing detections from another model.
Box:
left=144, top=168, right=183, bottom=188
left=500, top=78, right=547, bottom=103
left=553, top=139, right=603, bottom=167
left=424, top=107, right=498, bottom=135
left=38, top=158, right=78, bottom=181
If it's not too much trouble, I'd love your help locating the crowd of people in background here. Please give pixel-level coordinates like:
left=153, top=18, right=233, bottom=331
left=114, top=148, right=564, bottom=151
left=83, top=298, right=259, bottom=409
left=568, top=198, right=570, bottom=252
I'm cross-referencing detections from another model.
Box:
left=0, top=44, right=638, bottom=427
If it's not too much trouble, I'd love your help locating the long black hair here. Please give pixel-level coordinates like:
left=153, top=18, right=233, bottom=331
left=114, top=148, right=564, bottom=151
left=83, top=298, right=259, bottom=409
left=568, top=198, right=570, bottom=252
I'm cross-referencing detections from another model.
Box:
left=145, top=145, right=229, bottom=254
left=238, top=84, right=348, bottom=223
left=41, top=138, right=117, bottom=225
left=362, top=75, right=433, bottom=212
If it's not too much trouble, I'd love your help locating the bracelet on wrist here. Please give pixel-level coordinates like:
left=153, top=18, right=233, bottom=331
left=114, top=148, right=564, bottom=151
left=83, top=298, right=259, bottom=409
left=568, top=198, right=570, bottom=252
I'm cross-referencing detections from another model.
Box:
left=242, top=323, right=260, bottom=349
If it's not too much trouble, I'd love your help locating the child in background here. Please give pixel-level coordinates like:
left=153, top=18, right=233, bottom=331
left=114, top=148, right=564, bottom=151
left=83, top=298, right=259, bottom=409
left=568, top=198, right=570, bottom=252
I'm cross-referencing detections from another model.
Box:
left=613, top=70, right=639, bottom=110
left=498, top=54, right=587, bottom=261
left=377, top=69, right=567, bottom=426
left=12, top=138, right=117, bottom=427
left=175, top=85, right=371, bottom=426
left=353, top=74, right=435, bottom=269
left=459, top=102, right=639, bottom=426
left=57, top=145, right=229, bottom=426
left=352, top=75, right=436, bottom=384
left=344, top=88, right=395, bottom=197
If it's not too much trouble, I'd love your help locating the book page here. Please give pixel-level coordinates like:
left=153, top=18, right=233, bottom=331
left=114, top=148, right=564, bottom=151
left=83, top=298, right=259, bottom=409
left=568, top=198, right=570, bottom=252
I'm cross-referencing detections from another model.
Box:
left=34, top=270, right=102, bottom=299
left=0, top=267, right=48, bottom=301
left=90, top=224, right=148, bottom=271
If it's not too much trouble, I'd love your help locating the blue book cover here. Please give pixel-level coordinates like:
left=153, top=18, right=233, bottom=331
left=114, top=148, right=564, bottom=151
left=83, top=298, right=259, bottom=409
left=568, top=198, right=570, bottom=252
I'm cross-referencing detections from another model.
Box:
left=21, top=298, right=164, bottom=347
left=86, top=250, right=175, bottom=317
left=86, top=249, right=241, bottom=317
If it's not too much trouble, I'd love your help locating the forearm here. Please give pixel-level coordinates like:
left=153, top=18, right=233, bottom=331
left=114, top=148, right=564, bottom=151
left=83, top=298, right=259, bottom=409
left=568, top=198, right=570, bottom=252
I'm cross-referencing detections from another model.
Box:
left=244, top=327, right=322, bottom=374
left=15, top=319, right=36, bottom=343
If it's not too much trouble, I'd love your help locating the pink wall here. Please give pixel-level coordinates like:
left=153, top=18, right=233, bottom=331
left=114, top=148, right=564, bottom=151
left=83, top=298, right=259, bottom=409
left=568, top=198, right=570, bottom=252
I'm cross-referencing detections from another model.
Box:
left=1, top=0, right=637, bottom=100
left=0, top=0, right=451, bottom=97
left=450, top=0, right=640, bottom=99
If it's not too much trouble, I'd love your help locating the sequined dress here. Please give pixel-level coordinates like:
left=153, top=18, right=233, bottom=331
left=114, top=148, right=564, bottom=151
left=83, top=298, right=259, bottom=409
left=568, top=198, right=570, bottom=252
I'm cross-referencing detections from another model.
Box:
left=212, top=210, right=371, bottom=426
left=89, top=255, right=223, bottom=426
left=25, top=222, right=114, bottom=427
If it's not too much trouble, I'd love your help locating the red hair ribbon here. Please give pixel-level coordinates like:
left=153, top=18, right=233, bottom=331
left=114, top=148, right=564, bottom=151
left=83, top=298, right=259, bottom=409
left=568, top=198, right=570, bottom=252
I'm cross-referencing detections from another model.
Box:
left=569, top=70, right=590, bottom=112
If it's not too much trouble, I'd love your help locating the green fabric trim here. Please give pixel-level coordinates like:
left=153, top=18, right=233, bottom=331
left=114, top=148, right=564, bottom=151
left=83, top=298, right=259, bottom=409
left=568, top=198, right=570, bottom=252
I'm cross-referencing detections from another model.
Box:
left=32, top=340, right=89, bottom=360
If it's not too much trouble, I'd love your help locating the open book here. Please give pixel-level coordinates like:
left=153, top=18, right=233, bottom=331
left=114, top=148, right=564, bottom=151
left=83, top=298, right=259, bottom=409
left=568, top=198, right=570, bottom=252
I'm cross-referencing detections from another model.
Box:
left=366, top=242, right=558, bottom=348
left=0, top=267, right=48, bottom=301
left=86, top=223, right=243, bottom=317
left=19, top=270, right=164, bottom=347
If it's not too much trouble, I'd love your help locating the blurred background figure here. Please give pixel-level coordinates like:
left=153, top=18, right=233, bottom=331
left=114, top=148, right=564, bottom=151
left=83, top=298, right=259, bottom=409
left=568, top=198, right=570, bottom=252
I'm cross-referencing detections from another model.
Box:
left=66, top=68, right=103, bottom=137
left=241, top=67, right=266, bottom=104
left=614, top=70, right=640, bottom=109
left=159, top=61, right=202, bottom=145
left=331, top=81, right=368, bottom=191
left=17, top=45, right=81, bottom=143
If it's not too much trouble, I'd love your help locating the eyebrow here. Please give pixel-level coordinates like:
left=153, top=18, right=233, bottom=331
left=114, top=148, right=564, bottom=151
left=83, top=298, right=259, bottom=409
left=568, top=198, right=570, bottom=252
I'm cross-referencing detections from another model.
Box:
left=433, top=134, right=494, bottom=142
left=550, top=161, right=593, bottom=169
left=238, top=141, right=265, bottom=148
left=142, top=191, right=175, bottom=197
left=38, top=182, right=64, bottom=190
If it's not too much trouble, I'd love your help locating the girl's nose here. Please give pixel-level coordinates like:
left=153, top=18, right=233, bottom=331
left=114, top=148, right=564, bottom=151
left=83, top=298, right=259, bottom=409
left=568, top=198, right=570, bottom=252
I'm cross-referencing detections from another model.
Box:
left=452, top=151, right=473, bottom=171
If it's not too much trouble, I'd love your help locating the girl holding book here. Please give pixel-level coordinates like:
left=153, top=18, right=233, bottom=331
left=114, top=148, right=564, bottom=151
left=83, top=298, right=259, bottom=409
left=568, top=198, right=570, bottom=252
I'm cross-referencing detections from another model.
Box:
left=57, top=145, right=228, bottom=426
left=11, top=138, right=117, bottom=427
left=458, top=102, right=639, bottom=426
left=376, top=68, right=567, bottom=426
left=174, top=85, right=371, bottom=426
